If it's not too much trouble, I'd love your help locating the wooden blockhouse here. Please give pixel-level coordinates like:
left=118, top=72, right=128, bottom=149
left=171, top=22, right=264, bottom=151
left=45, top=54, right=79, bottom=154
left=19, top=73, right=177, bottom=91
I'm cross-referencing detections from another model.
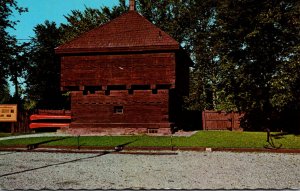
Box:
left=55, top=2, right=192, bottom=135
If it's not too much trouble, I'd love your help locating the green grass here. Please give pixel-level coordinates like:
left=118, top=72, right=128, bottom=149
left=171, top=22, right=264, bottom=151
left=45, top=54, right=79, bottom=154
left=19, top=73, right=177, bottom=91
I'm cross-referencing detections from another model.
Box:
left=0, top=131, right=300, bottom=149
left=176, top=131, right=300, bottom=148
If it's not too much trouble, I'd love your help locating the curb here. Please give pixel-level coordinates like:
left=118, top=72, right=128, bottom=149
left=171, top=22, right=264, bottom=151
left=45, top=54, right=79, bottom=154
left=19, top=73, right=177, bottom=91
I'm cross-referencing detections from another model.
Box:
left=0, top=146, right=300, bottom=154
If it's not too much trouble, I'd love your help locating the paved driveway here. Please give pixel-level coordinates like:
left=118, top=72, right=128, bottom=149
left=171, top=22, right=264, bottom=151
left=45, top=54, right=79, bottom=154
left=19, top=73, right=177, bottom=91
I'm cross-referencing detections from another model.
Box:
left=0, top=151, right=299, bottom=190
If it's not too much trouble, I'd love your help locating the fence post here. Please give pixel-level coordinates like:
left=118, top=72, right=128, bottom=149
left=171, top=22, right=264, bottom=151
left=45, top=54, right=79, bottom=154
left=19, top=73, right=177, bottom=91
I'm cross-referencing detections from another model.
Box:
left=266, top=128, right=270, bottom=142
left=202, top=111, right=206, bottom=130
left=231, top=112, right=235, bottom=130
left=10, top=123, right=14, bottom=134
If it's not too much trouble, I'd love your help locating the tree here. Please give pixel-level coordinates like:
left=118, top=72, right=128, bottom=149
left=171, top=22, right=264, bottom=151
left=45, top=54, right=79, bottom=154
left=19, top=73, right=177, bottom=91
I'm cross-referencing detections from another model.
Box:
left=0, top=84, right=10, bottom=104
left=174, top=0, right=299, bottom=131
left=0, top=0, right=27, bottom=103
left=214, top=0, right=300, bottom=130
left=184, top=0, right=225, bottom=111
left=8, top=42, right=30, bottom=103
left=26, top=21, right=64, bottom=109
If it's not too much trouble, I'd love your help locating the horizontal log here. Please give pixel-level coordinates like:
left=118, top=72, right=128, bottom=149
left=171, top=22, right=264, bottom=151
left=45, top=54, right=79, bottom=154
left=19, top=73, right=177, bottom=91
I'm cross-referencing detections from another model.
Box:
left=29, top=123, right=70, bottom=129
left=30, top=115, right=71, bottom=121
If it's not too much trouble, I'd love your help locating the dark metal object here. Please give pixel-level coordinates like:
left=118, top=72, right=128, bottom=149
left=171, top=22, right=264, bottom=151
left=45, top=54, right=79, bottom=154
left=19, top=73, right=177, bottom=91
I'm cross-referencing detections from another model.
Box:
left=77, top=135, right=80, bottom=150
left=266, top=128, right=271, bottom=142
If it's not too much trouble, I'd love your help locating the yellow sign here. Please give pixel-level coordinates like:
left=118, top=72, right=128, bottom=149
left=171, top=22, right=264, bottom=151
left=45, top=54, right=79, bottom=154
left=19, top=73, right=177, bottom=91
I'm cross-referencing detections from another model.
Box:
left=0, top=104, right=17, bottom=122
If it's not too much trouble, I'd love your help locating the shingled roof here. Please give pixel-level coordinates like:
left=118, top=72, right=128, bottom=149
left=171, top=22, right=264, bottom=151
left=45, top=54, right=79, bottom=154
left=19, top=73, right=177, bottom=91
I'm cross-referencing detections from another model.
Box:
left=55, top=11, right=180, bottom=54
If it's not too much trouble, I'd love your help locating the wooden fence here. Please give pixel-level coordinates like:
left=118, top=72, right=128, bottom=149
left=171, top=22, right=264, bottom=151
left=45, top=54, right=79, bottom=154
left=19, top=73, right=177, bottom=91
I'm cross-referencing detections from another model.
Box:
left=202, top=110, right=244, bottom=131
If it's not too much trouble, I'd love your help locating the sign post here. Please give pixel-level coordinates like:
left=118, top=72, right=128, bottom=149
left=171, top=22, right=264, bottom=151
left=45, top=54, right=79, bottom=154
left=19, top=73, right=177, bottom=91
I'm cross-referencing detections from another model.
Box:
left=0, top=104, right=18, bottom=133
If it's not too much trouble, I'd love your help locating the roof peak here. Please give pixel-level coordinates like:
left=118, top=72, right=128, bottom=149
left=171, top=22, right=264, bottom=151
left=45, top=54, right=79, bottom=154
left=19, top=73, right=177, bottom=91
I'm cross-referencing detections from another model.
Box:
left=55, top=10, right=179, bottom=54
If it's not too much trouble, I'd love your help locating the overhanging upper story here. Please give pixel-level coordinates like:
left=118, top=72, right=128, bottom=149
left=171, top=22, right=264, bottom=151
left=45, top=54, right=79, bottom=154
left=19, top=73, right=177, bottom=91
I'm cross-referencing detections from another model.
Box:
left=55, top=10, right=192, bottom=96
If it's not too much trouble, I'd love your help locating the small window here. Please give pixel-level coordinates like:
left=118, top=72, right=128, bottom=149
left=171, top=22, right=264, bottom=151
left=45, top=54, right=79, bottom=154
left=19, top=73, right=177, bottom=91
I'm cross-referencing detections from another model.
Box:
left=114, top=106, right=124, bottom=114
left=148, top=128, right=158, bottom=134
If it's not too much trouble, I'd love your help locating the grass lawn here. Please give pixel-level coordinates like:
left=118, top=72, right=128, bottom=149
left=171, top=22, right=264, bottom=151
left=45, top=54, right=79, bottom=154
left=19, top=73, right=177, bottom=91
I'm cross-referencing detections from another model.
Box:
left=0, top=131, right=299, bottom=149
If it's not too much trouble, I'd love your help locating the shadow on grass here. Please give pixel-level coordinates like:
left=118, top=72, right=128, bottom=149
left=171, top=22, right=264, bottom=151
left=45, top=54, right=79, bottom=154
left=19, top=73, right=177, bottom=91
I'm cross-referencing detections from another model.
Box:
left=271, top=132, right=289, bottom=139
left=76, top=137, right=138, bottom=150
left=27, top=137, right=72, bottom=150
left=0, top=140, right=139, bottom=178
left=114, top=139, right=138, bottom=151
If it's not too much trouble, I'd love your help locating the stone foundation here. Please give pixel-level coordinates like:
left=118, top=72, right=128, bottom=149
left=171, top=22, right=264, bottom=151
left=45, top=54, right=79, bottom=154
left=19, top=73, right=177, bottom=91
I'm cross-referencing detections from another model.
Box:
left=60, top=122, right=173, bottom=136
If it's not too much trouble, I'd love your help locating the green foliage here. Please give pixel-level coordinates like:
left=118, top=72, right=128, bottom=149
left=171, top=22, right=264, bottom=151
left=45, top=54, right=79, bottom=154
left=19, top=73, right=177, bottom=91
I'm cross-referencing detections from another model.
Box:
left=0, top=84, right=10, bottom=104
left=181, top=0, right=300, bottom=131
left=211, top=0, right=300, bottom=130
left=182, top=0, right=229, bottom=111
left=0, top=0, right=27, bottom=103
left=23, top=99, right=37, bottom=110
left=26, top=21, right=66, bottom=109
left=8, top=42, right=31, bottom=102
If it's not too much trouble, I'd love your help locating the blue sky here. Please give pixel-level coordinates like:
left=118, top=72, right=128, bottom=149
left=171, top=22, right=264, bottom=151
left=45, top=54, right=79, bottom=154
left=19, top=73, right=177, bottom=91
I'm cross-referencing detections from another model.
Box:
left=9, top=0, right=120, bottom=41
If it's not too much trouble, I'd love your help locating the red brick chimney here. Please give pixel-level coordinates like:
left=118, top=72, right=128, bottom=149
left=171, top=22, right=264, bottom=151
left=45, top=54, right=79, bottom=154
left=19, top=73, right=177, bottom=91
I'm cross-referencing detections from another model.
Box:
left=129, top=0, right=136, bottom=11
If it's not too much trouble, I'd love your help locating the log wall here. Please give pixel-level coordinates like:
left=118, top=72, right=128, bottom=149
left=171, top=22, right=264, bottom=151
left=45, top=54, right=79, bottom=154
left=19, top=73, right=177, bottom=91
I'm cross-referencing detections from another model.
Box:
left=59, top=51, right=189, bottom=135
left=69, top=90, right=172, bottom=134
left=61, top=53, right=176, bottom=90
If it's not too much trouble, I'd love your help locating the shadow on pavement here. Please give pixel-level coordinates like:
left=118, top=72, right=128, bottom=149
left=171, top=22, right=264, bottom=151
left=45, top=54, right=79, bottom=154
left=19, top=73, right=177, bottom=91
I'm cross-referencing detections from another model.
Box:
left=0, top=152, right=17, bottom=156
left=0, top=150, right=115, bottom=178
left=0, top=140, right=138, bottom=178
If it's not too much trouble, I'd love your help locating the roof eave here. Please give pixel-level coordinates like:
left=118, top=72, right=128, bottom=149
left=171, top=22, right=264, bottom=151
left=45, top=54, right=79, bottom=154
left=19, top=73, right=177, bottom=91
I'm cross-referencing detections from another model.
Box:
left=55, top=45, right=180, bottom=55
